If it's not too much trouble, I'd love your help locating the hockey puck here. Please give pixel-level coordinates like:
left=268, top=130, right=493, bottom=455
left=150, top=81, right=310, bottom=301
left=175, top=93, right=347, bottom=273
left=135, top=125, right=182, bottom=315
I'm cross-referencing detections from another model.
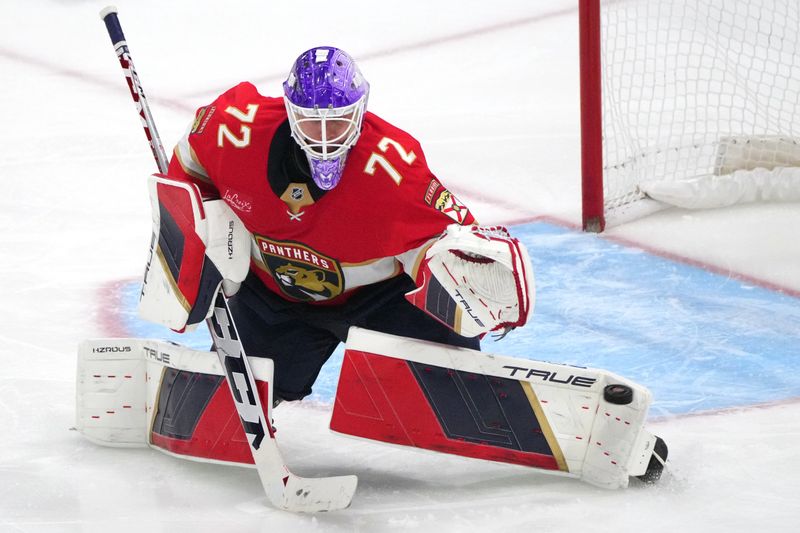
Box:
left=603, top=384, right=633, bottom=405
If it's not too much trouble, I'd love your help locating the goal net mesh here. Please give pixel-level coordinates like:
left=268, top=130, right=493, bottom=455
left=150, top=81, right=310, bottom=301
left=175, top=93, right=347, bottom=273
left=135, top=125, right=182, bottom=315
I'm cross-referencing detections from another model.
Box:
left=600, top=0, right=800, bottom=216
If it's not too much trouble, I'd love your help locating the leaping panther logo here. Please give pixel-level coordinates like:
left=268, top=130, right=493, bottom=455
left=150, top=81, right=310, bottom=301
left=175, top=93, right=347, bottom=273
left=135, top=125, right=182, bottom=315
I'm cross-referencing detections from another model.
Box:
left=275, top=264, right=340, bottom=299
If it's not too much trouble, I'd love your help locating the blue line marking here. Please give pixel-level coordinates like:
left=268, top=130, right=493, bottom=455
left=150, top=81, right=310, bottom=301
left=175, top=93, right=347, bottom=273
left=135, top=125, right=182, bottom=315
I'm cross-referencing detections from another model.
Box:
left=116, top=222, right=800, bottom=416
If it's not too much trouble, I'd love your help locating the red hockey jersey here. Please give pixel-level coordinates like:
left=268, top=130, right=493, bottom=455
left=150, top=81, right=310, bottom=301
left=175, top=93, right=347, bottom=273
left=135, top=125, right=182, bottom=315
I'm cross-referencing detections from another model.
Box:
left=169, top=82, right=474, bottom=305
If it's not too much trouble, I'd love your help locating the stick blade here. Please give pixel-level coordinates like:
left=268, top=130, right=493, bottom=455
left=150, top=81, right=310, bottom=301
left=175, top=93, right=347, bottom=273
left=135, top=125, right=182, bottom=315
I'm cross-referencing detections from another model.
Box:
left=280, top=474, right=358, bottom=513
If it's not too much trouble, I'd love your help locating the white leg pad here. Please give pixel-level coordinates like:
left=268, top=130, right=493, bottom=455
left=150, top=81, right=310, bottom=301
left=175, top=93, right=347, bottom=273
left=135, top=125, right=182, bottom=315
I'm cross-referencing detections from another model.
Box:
left=76, top=338, right=273, bottom=450
left=76, top=338, right=149, bottom=447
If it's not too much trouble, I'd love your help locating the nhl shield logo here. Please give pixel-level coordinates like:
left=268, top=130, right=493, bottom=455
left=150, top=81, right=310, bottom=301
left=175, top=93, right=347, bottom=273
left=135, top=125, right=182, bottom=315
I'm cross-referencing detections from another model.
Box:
left=255, top=236, right=344, bottom=301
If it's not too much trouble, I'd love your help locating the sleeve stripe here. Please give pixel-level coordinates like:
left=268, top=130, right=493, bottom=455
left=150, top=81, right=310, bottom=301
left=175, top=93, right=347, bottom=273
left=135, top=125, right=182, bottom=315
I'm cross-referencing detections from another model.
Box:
left=174, top=136, right=211, bottom=183
left=398, top=239, right=436, bottom=281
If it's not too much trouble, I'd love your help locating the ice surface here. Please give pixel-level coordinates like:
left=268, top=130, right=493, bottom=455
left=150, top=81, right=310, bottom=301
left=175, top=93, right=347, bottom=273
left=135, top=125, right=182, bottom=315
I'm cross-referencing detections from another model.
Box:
left=1, top=0, right=798, bottom=531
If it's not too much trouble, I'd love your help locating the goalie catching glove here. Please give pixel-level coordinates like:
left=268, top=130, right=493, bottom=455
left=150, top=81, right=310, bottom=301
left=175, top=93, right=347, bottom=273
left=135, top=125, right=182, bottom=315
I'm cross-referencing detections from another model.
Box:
left=406, top=224, right=534, bottom=338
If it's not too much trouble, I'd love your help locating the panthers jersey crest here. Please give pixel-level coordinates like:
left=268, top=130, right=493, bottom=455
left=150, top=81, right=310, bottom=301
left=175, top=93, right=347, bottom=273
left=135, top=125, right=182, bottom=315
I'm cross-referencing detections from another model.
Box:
left=255, top=236, right=344, bottom=301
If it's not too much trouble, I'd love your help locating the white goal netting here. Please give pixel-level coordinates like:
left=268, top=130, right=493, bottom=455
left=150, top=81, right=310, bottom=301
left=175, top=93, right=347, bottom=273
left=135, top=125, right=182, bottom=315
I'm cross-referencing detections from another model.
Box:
left=600, top=0, right=800, bottom=220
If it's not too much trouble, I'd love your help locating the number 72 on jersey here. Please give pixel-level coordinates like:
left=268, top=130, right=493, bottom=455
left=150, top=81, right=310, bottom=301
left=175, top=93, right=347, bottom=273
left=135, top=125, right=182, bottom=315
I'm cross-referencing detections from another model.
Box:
left=364, top=137, right=417, bottom=185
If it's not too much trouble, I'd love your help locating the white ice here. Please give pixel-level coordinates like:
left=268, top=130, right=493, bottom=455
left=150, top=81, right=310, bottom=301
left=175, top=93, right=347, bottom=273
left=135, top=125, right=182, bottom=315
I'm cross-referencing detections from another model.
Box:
left=1, top=0, right=799, bottom=531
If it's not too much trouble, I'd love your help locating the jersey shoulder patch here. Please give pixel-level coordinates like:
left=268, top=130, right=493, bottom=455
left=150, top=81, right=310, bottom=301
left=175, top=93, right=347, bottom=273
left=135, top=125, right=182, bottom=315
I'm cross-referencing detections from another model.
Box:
left=190, top=105, right=217, bottom=135
left=424, top=179, right=472, bottom=225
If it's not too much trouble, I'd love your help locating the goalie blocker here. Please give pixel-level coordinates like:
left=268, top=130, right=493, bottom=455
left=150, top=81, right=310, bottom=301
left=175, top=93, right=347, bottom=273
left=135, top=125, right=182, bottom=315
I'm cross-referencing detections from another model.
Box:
left=76, top=328, right=666, bottom=490
left=139, top=173, right=250, bottom=332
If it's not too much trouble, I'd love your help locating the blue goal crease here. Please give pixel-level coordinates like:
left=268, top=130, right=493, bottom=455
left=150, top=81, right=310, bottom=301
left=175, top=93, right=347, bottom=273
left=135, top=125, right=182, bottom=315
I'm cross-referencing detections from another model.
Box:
left=112, top=221, right=800, bottom=417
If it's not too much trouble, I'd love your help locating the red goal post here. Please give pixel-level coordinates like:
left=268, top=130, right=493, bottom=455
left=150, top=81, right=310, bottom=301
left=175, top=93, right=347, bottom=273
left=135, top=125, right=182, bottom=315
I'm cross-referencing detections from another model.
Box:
left=579, top=0, right=800, bottom=232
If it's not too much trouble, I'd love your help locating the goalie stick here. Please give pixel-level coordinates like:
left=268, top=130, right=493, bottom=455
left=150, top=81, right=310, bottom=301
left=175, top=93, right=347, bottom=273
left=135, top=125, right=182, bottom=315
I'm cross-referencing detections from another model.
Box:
left=98, top=5, right=357, bottom=512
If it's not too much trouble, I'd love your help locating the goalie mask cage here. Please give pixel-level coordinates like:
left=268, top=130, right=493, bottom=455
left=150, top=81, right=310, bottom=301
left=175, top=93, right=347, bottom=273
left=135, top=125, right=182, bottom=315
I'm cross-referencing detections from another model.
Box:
left=580, top=0, right=800, bottom=231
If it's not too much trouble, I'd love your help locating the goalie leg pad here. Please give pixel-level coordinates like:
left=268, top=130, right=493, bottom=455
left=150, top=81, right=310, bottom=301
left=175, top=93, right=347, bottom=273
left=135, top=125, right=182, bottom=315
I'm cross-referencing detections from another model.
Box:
left=76, top=338, right=149, bottom=447
left=76, top=338, right=273, bottom=466
left=149, top=365, right=271, bottom=465
left=331, top=327, right=660, bottom=489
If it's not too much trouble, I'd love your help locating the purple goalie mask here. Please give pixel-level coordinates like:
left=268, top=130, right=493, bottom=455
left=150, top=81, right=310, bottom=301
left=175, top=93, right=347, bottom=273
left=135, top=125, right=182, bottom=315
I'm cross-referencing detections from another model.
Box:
left=308, top=157, right=346, bottom=190
left=283, top=46, right=370, bottom=190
